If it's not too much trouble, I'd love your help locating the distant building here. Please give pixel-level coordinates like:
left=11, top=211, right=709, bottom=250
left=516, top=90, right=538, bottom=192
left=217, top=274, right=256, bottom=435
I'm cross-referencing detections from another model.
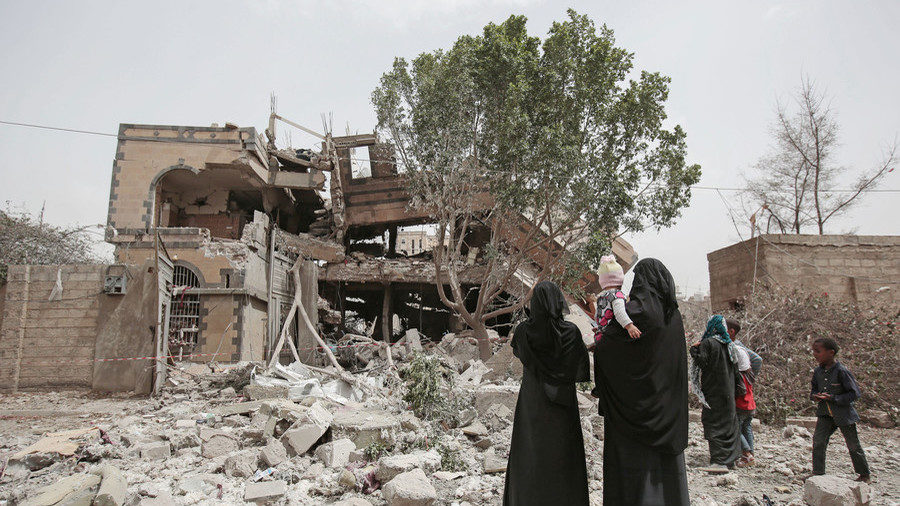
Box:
left=397, top=230, right=437, bottom=255
left=707, top=234, right=899, bottom=311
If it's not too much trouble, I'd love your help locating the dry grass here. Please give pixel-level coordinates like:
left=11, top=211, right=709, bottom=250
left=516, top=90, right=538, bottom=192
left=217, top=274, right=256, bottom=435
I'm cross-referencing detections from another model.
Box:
left=685, top=287, right=897, bottom=425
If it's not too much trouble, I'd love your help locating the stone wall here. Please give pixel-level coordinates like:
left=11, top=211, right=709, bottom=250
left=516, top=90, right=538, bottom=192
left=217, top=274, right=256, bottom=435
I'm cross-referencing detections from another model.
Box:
left=0, top=265, right=106, bottom=391
left=106, top=124, right=267, bottom=234
left=708, top=234, right=900, bottom=311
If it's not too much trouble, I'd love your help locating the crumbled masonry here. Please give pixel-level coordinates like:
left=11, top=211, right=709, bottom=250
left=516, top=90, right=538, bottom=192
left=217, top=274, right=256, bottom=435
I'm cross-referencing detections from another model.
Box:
left=2, top=332, right=898, bottom=505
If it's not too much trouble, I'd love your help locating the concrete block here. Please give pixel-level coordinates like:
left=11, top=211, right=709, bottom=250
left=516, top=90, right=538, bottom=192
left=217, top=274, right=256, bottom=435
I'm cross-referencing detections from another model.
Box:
left=785, top=416, right=818, bottom=432
left=224, top=451, right=257, bottom=478
left=331, top=409, right=401, bottom=448
left=382, top=468, right=436, bottom=506
left=243, top=480, right=287, bottom=502
left=243, top=384, right=290, bottom=400
left=482, top=449, right=507, bottom=474
left=473, top=384, right=519, bottom=416
left=139, top=442, right=171, bottom=460
left=94, top=465, right=127, bottom=506
left=199, top=429, right=239, bottom=458
left=281, top=424, right=326, bottom=456
left=803, top=475, right=870, bottom=506
left=259, top=439, right=288, bottom=467
left=376, top=450, right=442, bottom=483
left=314, top=438, right=356, bottom=468
left=20, top=472, right=101, bottom=506
left=863, top=410, right=895, bottom=428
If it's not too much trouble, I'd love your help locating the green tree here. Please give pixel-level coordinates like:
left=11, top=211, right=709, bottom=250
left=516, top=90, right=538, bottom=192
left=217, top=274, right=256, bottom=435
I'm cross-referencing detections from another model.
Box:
left=372, top=11, right=700, bottom=358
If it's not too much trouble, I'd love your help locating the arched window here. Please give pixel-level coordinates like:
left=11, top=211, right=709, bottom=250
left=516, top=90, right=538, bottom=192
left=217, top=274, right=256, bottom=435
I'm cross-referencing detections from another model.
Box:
left=169, top=265, right=201, bottom=354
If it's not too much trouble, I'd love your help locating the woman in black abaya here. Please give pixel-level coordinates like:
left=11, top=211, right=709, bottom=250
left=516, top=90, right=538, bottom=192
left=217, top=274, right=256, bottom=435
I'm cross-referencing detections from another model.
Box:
left=593, top=258, right=690, bottom=506
left=503, top=281, right=590, bottom=506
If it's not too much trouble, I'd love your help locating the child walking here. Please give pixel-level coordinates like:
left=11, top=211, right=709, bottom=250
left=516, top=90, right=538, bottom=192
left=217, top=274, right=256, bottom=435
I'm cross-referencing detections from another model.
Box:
left=810, top=337, right=871, bottom=482
left=728, top=319, right=760, bottom=467
left=593, top=255, right=640, bottom=342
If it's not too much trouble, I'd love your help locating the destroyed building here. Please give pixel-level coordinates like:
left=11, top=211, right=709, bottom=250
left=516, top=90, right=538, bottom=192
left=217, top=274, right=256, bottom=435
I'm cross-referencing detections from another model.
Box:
left=707, top=234, right=900, bottom=311
left=0, top=117, right=636, bottom=394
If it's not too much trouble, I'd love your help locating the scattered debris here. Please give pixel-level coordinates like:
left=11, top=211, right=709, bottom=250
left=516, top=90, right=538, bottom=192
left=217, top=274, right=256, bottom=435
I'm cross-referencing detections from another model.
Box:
left=1, top=339, right=897, bottom=505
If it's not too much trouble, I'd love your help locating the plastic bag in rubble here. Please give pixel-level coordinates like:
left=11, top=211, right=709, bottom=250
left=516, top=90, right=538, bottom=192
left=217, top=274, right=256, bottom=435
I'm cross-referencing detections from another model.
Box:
left=288, top=379, right=325, bottom=399
left=321, top=379, right=363, bottom=403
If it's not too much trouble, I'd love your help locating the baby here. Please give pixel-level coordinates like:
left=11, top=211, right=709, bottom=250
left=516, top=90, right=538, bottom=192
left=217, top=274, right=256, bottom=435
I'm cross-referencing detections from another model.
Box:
left=594, top=255, right=641, bottom=342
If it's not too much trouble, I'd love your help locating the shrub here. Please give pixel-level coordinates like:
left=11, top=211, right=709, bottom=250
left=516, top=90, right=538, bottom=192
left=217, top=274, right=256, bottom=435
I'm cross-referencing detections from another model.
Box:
left=400, top=353, right=455, bottom=421
left=685, top=287, right=897, bottom=425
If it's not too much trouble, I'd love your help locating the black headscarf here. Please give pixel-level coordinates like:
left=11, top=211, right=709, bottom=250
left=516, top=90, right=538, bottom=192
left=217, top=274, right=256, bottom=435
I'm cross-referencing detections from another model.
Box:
left=512, top=281, right=589, bottom=405
left=593, top=258, right=689, bottom=454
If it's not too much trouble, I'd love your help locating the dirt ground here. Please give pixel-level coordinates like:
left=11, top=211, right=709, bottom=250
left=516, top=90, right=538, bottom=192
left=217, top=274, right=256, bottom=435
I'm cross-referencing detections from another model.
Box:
left=1, top=388, right=897, bottom=505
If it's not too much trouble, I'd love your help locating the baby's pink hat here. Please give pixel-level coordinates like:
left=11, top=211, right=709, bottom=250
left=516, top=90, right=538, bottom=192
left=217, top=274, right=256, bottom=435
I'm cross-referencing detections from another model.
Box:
left=598, top=255, right=624, bottom=288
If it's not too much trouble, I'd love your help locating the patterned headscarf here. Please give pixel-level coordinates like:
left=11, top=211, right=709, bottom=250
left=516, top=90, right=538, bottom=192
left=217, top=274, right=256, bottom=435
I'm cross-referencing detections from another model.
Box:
left=690, top=315, right=742, bottom=408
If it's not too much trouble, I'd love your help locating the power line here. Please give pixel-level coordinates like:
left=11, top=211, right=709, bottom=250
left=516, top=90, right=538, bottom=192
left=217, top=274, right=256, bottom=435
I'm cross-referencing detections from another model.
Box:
left=0, top=120, right=117, bottom=138
left=1, top=118, right=897, bottom=193
left=339, top=156, right=900, bottom=193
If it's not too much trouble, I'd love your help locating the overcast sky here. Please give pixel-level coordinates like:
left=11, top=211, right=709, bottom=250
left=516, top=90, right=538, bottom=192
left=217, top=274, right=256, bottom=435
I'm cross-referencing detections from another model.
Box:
left=1, top=0, right=898, bottom=295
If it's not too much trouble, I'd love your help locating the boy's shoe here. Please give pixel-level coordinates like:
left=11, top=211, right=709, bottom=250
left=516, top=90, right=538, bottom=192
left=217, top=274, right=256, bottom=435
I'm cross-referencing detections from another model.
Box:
left=734, top=456, right=751, bottom=468
left=855, top=475, right=871, bottom=483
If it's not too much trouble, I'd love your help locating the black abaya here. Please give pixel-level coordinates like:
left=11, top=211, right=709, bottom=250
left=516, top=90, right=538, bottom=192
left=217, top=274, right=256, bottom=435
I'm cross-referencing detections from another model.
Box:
left=503, top=281, right=589, bottom=506
left=503, top=362, right=589, bottom=506
left=690, top=337, right=742, bottom=466
left=603, top=424, right=690, bottom=505
left=593, top=258, right=690, bottom=506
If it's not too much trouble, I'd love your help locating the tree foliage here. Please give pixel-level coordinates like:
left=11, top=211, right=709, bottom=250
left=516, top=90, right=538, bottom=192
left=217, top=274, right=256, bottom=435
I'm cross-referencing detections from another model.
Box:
left=744, top=77, right=896, bottom=234
left=372, top=11, right=700, bottom=356
left=0, top=204, right=103, bottom=284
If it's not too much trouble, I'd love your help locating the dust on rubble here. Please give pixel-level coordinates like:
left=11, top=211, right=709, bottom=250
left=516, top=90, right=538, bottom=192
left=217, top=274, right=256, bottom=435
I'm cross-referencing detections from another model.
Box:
left=1, top=337, right=898, bottom=505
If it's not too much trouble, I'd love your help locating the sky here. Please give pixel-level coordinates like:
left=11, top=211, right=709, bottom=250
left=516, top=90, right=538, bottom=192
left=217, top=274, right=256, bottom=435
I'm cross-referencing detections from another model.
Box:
left=1, top=0, right=898, bottom=296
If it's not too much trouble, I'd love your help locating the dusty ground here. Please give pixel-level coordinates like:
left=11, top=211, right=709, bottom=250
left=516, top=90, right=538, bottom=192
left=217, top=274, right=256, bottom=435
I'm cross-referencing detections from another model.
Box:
left=1, top=386, right=897, bottom=505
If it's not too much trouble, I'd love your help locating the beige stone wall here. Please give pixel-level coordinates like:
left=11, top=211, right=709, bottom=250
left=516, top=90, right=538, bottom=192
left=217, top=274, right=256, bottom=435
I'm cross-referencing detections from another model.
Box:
left=200, top=294, right=240, bottom=362
left=117, top=246, right=238, bottom=288
left=106, top=124, right=268, bottom=235
left=0, top=265, right=106, bottom=391
left=708, top=235, right=899, bottom=311
left=707, top=238, right=763, bottom=311
left=116, top=245, right=255, bottom=362
left=241, top=298, right=268, bottom=362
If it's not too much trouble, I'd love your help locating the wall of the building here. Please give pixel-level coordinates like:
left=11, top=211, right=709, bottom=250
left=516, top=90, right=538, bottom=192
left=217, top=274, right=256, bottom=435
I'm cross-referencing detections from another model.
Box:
left=0, top=265, right=105, bottom=391
left=92, top=260, right=159, bottom=393
left=106, top=124, right=267, bottom=234
left=242, top=298, right=268, bottom=362
left=708, top=234, right=900, bottom=311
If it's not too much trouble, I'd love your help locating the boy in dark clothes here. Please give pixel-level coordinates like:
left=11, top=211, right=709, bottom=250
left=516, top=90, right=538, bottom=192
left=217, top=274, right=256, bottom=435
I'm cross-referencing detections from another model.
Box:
left=810, top=337, right=871, bottom=482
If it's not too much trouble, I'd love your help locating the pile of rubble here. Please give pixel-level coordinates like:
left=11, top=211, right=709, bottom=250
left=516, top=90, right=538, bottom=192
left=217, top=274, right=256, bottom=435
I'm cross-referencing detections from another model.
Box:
left=0, top=331, right=543, bottom=505
left=2, top=329, right=899, bottom=505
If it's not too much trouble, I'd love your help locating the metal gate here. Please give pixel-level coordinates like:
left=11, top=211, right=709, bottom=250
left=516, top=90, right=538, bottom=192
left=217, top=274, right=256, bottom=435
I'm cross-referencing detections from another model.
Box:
left=169, top=265, right=201, bottom=355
